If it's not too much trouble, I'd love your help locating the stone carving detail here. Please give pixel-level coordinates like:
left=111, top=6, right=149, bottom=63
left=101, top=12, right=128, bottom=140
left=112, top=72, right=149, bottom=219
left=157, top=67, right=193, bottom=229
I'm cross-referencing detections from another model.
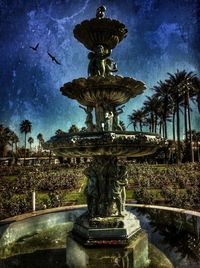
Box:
left=84, top=157, right=128, bottom=218
left=113, top=106, right=125, bottom=131
left=79, top=105, right=94, bottom=132
left=104, top=111, right=114, bottom=131
left=88, top=45, right=118, bottom=77
left=96, top=6, right=106, bottom=19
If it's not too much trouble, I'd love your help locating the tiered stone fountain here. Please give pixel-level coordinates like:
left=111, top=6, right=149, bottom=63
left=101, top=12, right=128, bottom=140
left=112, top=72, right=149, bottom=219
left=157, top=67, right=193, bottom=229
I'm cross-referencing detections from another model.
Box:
left=44, top=6, right=164, bottom=267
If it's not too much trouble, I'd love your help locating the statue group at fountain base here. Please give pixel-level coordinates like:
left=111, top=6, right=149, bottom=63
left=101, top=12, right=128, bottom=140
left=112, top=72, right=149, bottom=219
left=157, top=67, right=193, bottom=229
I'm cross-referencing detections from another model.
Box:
left=83, top=157, right=128, bottom=218
left=80, top=105, right=125, bottom=132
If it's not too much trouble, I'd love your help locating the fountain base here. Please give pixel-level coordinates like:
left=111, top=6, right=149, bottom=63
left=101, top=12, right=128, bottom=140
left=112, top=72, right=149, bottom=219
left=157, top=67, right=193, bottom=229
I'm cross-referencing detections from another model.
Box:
left=72, top=211, right=141, bottom=246
left=66, top=230, right=149, bottom=267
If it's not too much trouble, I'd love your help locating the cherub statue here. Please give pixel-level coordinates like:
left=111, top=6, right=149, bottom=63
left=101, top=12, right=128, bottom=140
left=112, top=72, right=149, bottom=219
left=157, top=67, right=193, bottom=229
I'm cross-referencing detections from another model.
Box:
left=113, top=106, right=125, bottom=131
left=79, top=105, right=94, bottom=132
left=104, top=111, right=114, bottom=131
left=96, top=6, right=106, bottom=19
left=88, top=45, right=111, bottom=77
left=105, top=58, right=118, bottom=76
left=84, top=166, right=99, bottom=217
left=110, top=165, right=128, bottom=216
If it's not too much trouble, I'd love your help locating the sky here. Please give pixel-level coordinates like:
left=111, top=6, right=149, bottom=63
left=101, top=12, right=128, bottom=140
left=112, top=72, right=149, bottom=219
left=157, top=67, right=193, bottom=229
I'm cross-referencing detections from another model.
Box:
left=0, top=0, right=200, bottom=145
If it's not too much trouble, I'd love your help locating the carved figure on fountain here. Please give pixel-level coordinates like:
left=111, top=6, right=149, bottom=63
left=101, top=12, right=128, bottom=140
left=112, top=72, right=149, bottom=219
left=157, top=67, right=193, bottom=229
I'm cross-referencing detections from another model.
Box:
left=84, top=166, right=98, bottom=217
left=96, top=5, right=106, bottom=19
left=79, top=105, right=95, bottom=132
left=104, top=111, right=114, bottom=131
left=73, top=6, right=128, bottom=51
left=83, top=157, right=128, bottom=218
left=88, top=45, right=117, bottom=77
left=113, top=105, right=125, bottom=131
left=111, top=165, right=128, bottom=216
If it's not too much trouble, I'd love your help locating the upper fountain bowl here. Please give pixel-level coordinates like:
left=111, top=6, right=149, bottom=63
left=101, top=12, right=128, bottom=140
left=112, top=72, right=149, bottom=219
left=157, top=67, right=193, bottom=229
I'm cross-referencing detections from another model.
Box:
left=60, top=76, right=145, bottom=107
left=73, top=17, right=128, bottom=51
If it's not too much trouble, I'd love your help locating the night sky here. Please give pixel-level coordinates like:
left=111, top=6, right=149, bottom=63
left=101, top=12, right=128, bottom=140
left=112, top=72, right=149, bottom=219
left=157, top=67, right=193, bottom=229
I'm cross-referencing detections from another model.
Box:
left=0, top=0, right=200, bottom=145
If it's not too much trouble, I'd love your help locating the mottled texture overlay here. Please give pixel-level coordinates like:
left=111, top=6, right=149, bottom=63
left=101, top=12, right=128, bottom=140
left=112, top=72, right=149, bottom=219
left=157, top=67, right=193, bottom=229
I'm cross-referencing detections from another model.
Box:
left=0, top=0, right=200, bottom=141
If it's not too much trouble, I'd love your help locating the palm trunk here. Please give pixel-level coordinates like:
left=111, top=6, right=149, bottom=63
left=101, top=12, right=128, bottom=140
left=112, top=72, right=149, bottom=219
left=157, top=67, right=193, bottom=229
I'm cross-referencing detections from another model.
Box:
left=176, top=93, right=181, bottom=163
left=164, top=116, right=168, bottom=139
left=184, top=95, right=188, bottom=141
left=154, top=114, right=158, bottom=133
left=24, top=133, right=26, bottom=166
left=162, top=124, right=165, bottom=138
left=140, top=122, right=142, bottom=131
left=151, top=113, right=154, bottom=133
left=159, top=121, right=162, bottom=135
left=164, top=98, right=168, bottom=139
left=12, top=143, right=14, bottom=155
left=172, top=111, right=176, bottom=141
left=187, top=93, right=194, bottom=162
left=15, top=143, right=18, bottom=154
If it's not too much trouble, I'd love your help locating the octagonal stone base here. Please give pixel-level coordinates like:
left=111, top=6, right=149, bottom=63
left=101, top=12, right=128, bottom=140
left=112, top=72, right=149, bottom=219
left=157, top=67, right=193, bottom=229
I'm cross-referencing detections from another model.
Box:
left=71, top=211, right=141, bottom=246
left=66, top=231, right=149, bottom=268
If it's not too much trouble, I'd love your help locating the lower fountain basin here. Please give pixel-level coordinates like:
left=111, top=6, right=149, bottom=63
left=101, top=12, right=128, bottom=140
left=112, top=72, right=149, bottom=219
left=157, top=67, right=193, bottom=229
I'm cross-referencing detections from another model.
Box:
left=0, top=205, right=199, bottom=268
left=44, top=131, right=165, bottom=157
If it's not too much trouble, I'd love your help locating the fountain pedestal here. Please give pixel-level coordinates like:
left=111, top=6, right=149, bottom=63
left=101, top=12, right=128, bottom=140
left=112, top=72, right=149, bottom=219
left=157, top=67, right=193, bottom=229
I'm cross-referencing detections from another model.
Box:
left=66, top=231, right=149, bottom=268
left=72, top=211, right=141, bottom=246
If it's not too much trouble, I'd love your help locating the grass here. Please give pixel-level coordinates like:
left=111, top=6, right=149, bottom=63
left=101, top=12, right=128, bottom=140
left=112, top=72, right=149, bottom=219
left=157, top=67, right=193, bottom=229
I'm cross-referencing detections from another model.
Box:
left=63, top=191, right=86, bottom=204
left=2, top=175, right=17, bottom=181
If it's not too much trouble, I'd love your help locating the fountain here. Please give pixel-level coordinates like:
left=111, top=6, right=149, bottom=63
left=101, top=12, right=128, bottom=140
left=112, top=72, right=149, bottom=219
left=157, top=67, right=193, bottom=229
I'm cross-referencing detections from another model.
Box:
left=43, top=5, right=164, bottom=267
left=4, top=6, right=200, bottom=268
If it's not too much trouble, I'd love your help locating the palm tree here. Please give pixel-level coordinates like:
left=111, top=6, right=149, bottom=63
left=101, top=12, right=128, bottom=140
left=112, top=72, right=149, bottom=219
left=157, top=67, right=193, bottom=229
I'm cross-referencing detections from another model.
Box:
left=127, top=113, right=137, bottom=131
left=28, top=137, right=34, bottom=151
left=143, top=95, right=160, bottom=133
left=153, top=80, right=173, bottom=138
left=12, top=133, right=19, bottom=154
left=37, top=133, right=44, bottom=151
left=167, top=70, right=200, bottom=162
left=10, top=132, right=19, bottom=155
left=20, top=120, right=32, bottom=164
left=0, top=124, right=13, bottom=157
left=128, top=109, right=145, bottom=131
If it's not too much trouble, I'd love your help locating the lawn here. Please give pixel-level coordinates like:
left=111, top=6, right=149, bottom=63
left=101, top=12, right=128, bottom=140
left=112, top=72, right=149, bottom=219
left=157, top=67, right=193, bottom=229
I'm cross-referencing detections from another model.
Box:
left=0, top=163, right=200, bottom=220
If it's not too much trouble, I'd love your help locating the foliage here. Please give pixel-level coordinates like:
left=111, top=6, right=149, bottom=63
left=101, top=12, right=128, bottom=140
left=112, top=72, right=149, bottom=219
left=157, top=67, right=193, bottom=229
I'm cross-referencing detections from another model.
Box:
left=128, top=162, right=200, bottom=209
left=0, top=165, right=82, bottom=220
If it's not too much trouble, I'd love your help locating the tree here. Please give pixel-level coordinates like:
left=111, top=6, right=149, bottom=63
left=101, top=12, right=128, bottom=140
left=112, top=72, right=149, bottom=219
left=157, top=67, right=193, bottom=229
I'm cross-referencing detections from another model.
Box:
left=37, top=133, right=44, bottom=151
left=28, top=137, right=34, bottom=151
left=12, top=133, right=19, bottom=154
left=143, top=95, right=160, bottom=133
left=167, top=70, right=200, bottom=162
left=128, top=109, right=145, bottom=131
left=10, top=132, right=19, bottom=155
left=20, top=120, right=32, bottom=164
left=68, top=124, right=79, bottom=134
left=153, top=80, right=173, bottom=138
left=0, top=124, right=12, bottom=157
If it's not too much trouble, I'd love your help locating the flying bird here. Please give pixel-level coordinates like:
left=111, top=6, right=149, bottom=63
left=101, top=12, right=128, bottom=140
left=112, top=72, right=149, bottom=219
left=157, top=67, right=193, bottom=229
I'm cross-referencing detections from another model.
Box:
left=47, top=52, right=61, bottom=65
left=29, top=43, right=39, bottom=51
